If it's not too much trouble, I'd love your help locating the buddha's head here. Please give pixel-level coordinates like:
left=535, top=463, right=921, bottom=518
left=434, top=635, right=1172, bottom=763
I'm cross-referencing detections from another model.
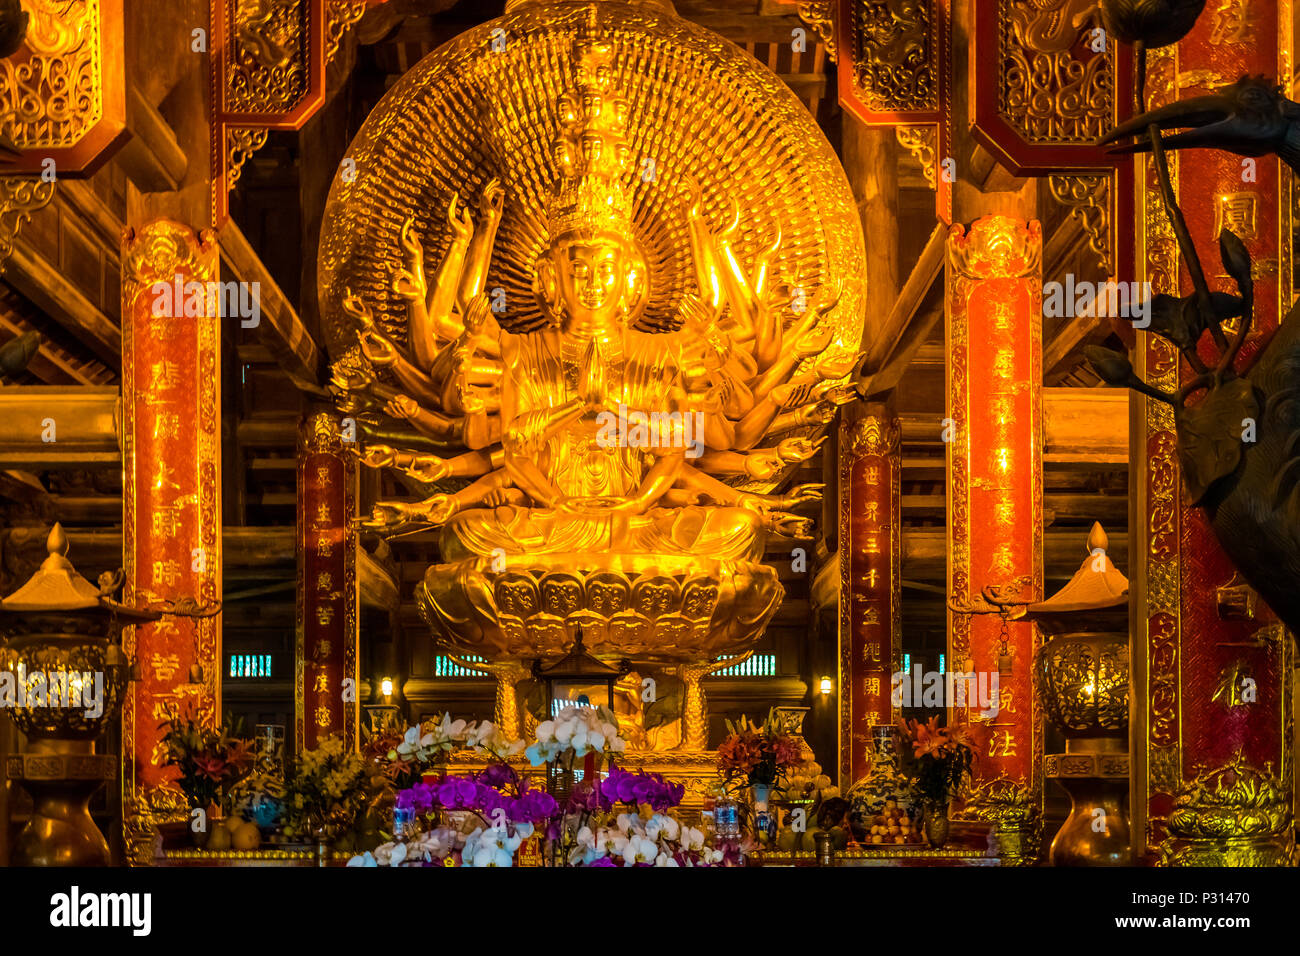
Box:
left=534, top=39, right=648, bottom=335
left=536, top=227, right=648, bottom=334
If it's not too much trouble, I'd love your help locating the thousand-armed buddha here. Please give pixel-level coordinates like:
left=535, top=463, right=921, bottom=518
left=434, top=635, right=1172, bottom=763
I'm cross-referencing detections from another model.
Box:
left=320, top=0, right=865, bottom=664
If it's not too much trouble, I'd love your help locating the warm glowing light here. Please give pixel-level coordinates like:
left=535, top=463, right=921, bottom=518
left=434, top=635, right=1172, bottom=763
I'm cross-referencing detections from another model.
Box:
left=380, top=676, right=394, bottom=698
left=819, top=676, right=833, bottom=696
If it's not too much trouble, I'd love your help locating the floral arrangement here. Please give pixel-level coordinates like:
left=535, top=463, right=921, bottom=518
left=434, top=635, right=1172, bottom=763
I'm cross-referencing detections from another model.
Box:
left=347, top=708, right=733, bottom=867
left=716, top=709, right=803, bottom=792
left=569, top=811, right=719, bottom=867
left=364, top=713, right=524, bottom=790
left=525, top=705, right=627, bottom=767
left=394, top=768, right=557, bottom=825
left=894, top=717, right=976, bottom=807
left=159, top=715, right=254, bottom=811
left=282, top=735, right=378, bottom=840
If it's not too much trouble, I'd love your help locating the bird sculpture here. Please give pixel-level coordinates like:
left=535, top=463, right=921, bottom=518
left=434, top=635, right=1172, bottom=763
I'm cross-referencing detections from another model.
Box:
left=1089, top=76, right=1300, bottom=637
left=1101, top=76, right=1300, bottom=169
left=1095, top=0, right=1205, bottom=49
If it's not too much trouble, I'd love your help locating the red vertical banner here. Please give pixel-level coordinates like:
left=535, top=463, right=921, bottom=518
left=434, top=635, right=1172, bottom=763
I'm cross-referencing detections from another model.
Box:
left=946, top=215, right=1044, bottom=863
left=120, top=221, right=222, bottom=864
left=1135, top=4, right=1294, bottom=865
left=839, top=409, right=901, bottom=787
left=296, top=410, right=359, bottom=752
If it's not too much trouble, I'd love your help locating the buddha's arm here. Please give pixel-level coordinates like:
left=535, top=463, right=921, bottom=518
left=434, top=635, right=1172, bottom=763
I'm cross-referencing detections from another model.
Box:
left=749, top=312, right=829, bottom=403
left=365, top=468, right=514, bottom=530
left=357, top=419, right=461, bottom=455
left=393, top=220, right=437, bottom=372
left=384, top=394, right=460, bottom=440
left=686, top=188, right=725, bottom=314
left=625, top=448, right=685, bottom=512
left=701, top=436, right=823, bottom=480
left=425, top=196, right=475, bottom=342
left=456, top=179, right=504, bottom=312
left=732, top=389, right=789, bottom=450
left=505, top=455, right=564, bottom=507
left=360, top=445, right=502, bottom=482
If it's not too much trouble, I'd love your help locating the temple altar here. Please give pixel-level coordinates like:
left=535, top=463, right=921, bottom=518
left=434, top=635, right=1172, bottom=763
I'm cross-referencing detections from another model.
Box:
left=0, top=0, right=1293, bottom=925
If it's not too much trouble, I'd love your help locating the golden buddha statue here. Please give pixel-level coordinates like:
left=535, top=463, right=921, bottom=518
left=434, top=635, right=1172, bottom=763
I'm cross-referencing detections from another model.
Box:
left=352, top=39, right=834, bottom=572
left=317, top=0, right=865, bottom=677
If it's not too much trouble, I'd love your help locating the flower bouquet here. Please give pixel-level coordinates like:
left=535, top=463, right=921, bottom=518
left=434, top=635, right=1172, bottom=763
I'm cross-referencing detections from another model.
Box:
left=716, top=709, right=804, bottom=795
left=159, top=715, right=254, bottom=817
left=352, top=762, right=559, bottom=867
left=526, top=704, right=627, bottom=808
left=365, top=713, right=523, bottom=791
left=282, top=735, right=380, bottom=849
left=893, top=717, right=976, bottom=848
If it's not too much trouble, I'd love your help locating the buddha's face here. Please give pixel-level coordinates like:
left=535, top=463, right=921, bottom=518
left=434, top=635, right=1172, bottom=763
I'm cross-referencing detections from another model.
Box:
left=551, top=235, right=629, bottom=331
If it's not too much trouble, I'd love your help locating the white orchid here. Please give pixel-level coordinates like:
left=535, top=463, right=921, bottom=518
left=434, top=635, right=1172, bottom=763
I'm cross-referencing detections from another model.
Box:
left=622, top=835, right=657, bottom=866
left=346, top=850, right=376, bottom=867
left=654, top=852, right=680, bottom=867
left=681, top=826, right=705, bottom=852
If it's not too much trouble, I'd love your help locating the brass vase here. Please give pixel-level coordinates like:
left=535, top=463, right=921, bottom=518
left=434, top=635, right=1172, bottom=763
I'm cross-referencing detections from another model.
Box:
left=923, top=802, right=950, bottom=849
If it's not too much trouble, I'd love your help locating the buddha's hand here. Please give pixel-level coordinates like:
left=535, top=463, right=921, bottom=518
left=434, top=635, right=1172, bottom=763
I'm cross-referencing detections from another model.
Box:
left=359, top=444, right=398, bottom=469
left=383, top=394, right=419, bottom=420
left=448, top=193, right=474, bottom=243
left=480, top=178, right=504, bottom=221
left=394, top=221, right=426, bottom=297
left=358, top=329, right=398, bottom=366
left=398, top=218, right=424, bottom=260
left=462, top=294, right=492, bottom=333
left=777, top=436, right=823, bottom=464
left=360, top=500, right=415, bottom=530
left=417, top=494, right=460, bottom=525
left=776, top=483, right=824, bottom=510
left=794, top=323, right=835, bottom=359
left=794, top=400, right=836, bottom=427
left=342, top=290, right=375, bottom=330
left=744, top=450, right=782, bottom=481
left=765, top=511, right=815, bottom=538
left=406, top=454, right=452, bottom=483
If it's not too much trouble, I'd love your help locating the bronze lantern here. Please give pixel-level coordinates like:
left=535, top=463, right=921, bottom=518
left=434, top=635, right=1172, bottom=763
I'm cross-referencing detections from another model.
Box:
left=0, top=525, right=160, bottom=866
left=1025, top=522, right=1132, bottom=866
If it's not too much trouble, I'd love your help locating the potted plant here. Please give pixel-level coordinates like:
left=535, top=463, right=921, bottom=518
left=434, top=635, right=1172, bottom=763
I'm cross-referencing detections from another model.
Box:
left=894, top=717, right=976, bottom=849
left=281, top=735, right=378, bottom=861
left=158, top=714, right=254, bottom=844
left=716, top=709, right=803, bottom=841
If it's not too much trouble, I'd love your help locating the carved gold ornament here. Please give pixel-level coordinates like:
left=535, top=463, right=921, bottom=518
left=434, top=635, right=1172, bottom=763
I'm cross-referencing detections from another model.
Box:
left=0, top=177, right=53, bottom=266
left=1000, top=0, right=1113, bottom=145
left=0, top=0, right=102, bottom=147
left=795, top=1, right=836, bottom=61
left=846, top=0, right=939, bottom=114
left=1047, top=173, right=1111, bottom=274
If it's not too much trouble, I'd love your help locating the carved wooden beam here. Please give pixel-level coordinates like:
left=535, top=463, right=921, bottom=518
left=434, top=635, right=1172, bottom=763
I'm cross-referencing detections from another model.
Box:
left=219, top=220, right=326, bottom=393
left=0, top=386, right=119, bottom=469
left=3, top=244, right=121, bottom=365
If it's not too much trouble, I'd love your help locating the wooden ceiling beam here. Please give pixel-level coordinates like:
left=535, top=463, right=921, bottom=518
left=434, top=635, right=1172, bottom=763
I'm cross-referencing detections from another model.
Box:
left=5, top=244, right=121, bottom=367
left=219, top=221, right=327, bottom=396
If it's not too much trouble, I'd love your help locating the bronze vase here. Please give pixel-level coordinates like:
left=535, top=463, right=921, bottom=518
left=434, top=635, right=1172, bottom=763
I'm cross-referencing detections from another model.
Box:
left=924, top=803, right=950, bottom=849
